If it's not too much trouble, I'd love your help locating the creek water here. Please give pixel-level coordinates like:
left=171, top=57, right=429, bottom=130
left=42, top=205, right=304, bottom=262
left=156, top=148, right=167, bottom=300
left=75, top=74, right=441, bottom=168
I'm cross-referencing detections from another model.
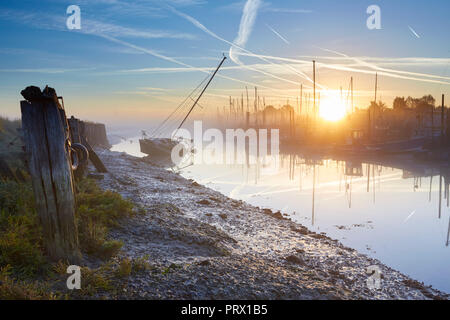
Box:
left=112, top=136, right=450, bottom=293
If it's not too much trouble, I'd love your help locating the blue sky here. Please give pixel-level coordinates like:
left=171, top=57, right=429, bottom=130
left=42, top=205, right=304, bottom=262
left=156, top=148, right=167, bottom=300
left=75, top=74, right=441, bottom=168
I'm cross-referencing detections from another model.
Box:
left=0, top=0, right=449, bottom=126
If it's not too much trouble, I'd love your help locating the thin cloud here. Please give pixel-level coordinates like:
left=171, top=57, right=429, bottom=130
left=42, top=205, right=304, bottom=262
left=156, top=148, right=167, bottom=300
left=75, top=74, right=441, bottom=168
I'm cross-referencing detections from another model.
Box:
left=234, top=51, right=450, bottom=85
left=230, top=0, right=262, bottom=66
left=0, top=68, right=93, bottom=74
left=97, top=33, right=296, bottom=96
left=217, top=1, right=312, bottom=14
left=266, top=8, right=312, bottom=14
left=266, top=24, right=290, bottom=45
left=408, top=26, right=421, bottom=39
left=169, top=5, right=320, bottom=88
left=318, top=47, right=450, bottom=84
left=233, top=0, right=262, bottom=47
left=0, top=9, right=197, bottom=40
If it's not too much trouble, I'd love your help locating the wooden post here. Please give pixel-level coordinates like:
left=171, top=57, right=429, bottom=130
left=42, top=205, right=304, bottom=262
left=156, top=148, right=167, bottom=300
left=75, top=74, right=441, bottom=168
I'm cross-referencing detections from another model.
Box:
left=79, top=121, right=108, bottom=173
left=68, top=116, right=89, bottom=178
left=20, top=86, right=80, bottom=262
left=68, top=116, right=81, bottom=144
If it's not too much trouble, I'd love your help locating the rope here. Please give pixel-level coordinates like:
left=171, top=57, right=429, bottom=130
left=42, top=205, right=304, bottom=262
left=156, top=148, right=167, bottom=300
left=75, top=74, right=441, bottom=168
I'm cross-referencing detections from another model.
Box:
left=150, top=71, right=213, bottom=138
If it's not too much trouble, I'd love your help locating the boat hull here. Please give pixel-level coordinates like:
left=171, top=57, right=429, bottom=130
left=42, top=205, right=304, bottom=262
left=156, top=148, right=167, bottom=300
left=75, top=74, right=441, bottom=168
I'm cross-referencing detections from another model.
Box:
left=139, top=138, right=178, bottom=159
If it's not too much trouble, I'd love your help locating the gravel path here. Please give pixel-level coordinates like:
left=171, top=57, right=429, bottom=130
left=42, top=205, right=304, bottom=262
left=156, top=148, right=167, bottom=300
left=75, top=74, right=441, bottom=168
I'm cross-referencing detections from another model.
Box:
left=93, top=149, right=449, bottom=300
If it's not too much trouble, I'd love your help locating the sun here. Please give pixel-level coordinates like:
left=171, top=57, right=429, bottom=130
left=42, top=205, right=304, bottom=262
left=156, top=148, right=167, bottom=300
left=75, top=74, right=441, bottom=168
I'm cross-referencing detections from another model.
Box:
left=319, top=94, right=347, bottom=122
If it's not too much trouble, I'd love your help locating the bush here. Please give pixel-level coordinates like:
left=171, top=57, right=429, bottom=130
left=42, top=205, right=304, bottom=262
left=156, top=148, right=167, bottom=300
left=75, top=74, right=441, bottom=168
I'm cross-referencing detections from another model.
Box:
left=116, top=257, right=132, bottom=278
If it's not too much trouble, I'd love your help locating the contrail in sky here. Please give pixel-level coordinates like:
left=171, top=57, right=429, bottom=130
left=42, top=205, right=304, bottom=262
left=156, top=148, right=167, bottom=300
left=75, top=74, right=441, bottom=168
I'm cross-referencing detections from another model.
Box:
left=266, top=24, right=290, bottom=45
left=97, top=34, right=302, bottom=99
left=233, top=0, right=262, bottom=47
left=169, top=5, right=322, bottom=88
left=408, top=26, right=421, bottom=39
left=230, top=0, right=262, bottom=65
left=318, top=47, right=450, bottom=85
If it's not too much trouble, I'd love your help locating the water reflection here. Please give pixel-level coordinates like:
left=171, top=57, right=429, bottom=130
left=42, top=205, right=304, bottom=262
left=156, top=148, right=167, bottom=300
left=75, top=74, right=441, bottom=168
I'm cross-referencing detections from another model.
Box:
left=112, top=136, right=450, bottom=293
left=182, top=148, right=450, bottom=292
left=278, top=152, right=450, bottom=247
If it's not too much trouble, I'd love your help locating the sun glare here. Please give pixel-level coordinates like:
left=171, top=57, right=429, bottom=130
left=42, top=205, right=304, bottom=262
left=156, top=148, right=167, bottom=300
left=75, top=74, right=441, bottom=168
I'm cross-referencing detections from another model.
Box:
left=319, top=95, right=347, bottom=122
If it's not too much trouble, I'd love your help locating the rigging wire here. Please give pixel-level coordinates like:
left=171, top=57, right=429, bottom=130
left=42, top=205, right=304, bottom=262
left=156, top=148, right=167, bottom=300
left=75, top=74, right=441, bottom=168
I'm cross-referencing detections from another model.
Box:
left=150, top=71, right=213, bottom=138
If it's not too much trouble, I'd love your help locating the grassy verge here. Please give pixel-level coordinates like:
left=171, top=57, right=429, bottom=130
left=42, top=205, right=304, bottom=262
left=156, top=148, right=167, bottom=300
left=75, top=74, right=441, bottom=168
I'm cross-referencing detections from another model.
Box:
left=0, top=117, right=146, bottom=299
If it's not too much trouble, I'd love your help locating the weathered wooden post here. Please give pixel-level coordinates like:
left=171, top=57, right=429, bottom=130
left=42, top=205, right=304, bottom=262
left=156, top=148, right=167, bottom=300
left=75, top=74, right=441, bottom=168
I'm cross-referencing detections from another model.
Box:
left=68, top=116, right=89, bottom=179
left=79, top=121, right=108, bottom=173
left=20, top=86, right=80, bottom=263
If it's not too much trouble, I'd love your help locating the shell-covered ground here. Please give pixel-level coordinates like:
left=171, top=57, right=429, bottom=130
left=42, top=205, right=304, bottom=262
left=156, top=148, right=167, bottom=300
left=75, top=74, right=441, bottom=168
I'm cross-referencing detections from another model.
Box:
left=93, top=149, right=448, bottom=300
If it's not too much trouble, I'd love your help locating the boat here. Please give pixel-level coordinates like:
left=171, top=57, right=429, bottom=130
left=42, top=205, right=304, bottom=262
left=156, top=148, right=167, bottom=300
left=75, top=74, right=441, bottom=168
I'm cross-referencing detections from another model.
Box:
left=139, top=137, right=179, bottom=160
left=139, top=56, right=226, bottom=164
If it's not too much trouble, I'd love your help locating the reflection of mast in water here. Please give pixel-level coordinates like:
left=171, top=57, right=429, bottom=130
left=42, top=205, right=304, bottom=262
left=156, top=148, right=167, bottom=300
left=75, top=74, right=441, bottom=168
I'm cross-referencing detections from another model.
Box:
left=312, top=164, right=316, bottom=226
left=289, top=155, right=293, bottom=180
left=429, top=175, right=433, bottom=202
left=447, top=216, right=450, bottom=247
left=245, top=140, right=249, bottom=184
left=444, top=175, right=449, bottom=207
left=373, top=164, right=376, bottom=203
left=348, top=176, right=353, bottom=208
left=443, top=174, right=450, bottom=207
left=413, top=176, right=419, bottom=192
left=255, top=154, right=260, bottom=185
left=439, top=173, right=443, bottom=219
left=299, top=163, right=303, bottom=191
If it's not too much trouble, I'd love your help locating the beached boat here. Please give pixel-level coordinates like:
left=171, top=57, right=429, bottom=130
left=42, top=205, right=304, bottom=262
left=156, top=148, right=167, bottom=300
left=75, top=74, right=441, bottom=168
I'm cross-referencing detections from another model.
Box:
left=139, top=138, right=179, bottom=160
left=139, top=56, right=226, bottom=161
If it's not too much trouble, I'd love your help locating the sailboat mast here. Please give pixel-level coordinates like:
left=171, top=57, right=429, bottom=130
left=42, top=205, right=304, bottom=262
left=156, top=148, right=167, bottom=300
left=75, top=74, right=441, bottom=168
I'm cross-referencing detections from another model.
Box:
left=176, top=56, right=227, bottom=132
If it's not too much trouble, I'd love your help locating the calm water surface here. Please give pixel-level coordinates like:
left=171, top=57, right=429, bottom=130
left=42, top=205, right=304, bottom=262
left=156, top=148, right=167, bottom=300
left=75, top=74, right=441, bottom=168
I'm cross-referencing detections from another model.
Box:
left=112, top=137, right=450, bottom=293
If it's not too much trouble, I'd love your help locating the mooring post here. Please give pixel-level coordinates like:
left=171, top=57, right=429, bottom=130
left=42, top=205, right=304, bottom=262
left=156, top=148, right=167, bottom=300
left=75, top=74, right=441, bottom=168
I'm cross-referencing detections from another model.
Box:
left=68, top=116, right=89, bottom=178
left=20, top=86, right=80, bottom=263
left=79, top=121, right=108, bottom=173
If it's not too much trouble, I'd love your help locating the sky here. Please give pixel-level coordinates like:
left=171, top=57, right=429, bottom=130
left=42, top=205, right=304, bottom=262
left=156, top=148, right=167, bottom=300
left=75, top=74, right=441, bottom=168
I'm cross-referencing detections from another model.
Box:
left=0, top=0, right=449, bottom=127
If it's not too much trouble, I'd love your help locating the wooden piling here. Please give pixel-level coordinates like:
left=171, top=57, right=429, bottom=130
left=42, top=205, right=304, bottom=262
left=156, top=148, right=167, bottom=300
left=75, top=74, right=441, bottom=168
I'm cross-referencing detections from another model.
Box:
left=68, top=116, right=89, bottom=178
left=20, top=86, right=80, bottom=262
left=79, top=121, right=108, bottom=174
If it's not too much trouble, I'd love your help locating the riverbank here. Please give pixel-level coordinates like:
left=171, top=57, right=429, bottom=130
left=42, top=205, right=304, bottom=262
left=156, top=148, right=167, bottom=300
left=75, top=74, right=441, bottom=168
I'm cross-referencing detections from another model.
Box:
left=92, top=148, right=449, bottom=300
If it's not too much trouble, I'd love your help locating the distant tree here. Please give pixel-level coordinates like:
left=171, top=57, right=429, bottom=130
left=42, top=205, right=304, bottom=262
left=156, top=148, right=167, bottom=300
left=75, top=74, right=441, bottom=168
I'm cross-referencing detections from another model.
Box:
left=369, top=101, right=387, bottom=112
left=416, top=95, right=435, bottom=113
left=420, top=95, right=436, bottom=106
left=393, top=97, right=407, bottom=110
left=406, top=96, right=418, bottom=109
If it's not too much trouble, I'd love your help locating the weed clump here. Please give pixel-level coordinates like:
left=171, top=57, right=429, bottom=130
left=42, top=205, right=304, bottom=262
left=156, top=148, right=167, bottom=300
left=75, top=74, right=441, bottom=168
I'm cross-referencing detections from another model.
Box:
left=0, top=181, right=46, bottom=277
left=75, top=178, right=135, bottom=259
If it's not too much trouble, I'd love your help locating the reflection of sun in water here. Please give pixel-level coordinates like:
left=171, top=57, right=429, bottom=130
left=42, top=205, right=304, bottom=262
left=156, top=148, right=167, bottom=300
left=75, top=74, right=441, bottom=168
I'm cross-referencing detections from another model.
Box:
left=319, top=94, right=347, bottom=122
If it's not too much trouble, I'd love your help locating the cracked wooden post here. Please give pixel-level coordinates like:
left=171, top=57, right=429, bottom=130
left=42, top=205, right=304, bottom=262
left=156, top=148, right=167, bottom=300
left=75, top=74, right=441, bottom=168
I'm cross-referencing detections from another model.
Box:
left=20, top=86, right=81, bottom=263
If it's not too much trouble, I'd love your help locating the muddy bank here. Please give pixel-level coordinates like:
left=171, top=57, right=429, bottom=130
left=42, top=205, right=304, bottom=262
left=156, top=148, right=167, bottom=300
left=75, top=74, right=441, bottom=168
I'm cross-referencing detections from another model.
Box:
left=93, top=149, right=448, bottom=300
